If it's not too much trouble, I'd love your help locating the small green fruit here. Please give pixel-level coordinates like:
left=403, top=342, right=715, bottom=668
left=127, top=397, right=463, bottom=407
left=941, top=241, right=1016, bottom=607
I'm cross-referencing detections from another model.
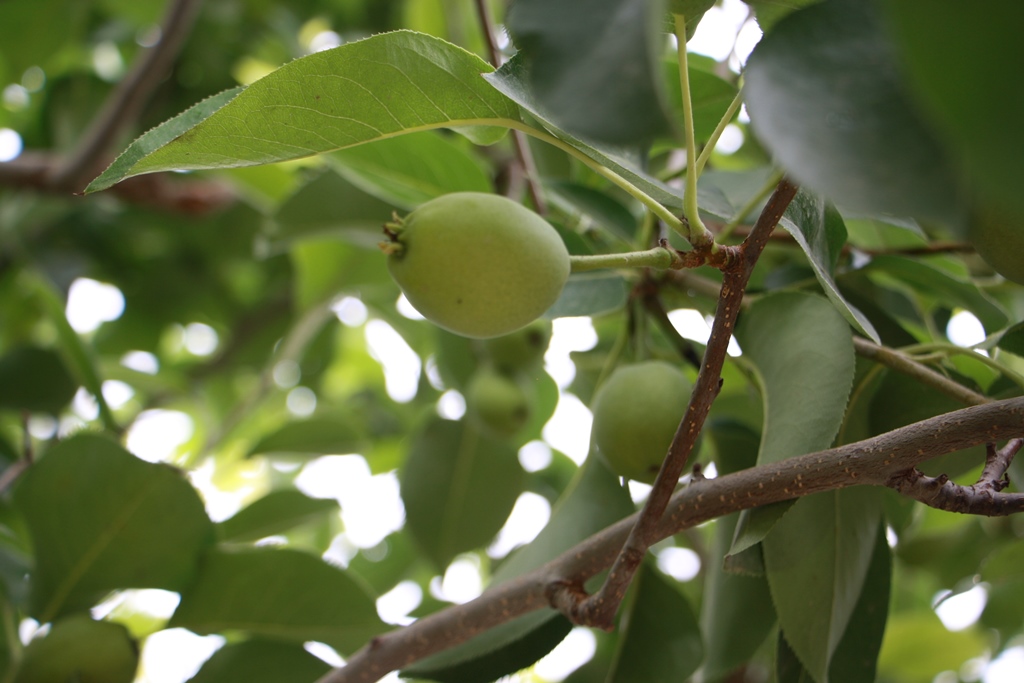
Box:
left=384, top=193, right=570, bottom=339
left=466, top=368, right=531, bottom=437
left=481, top=320, right=553, bottom=373
left=968, top=205, right=1024, bottom=284
left=591, top=361, right=693, bottom=483
left=15, top=614, right=138, bottom=683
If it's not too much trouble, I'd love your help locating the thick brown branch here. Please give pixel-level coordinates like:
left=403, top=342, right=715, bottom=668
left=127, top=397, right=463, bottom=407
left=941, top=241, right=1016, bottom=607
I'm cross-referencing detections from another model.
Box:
left=549, top=177, right=800, bottom=629
left=50, top=0, right=206, bottom=191
left=316, top=397, right=1024, bottom=683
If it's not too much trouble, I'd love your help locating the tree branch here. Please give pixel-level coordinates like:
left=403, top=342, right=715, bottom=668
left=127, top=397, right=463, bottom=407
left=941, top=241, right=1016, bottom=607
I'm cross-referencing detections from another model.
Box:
left=316, top=396, right=1024, bottom=683
left=49, top=0, right=206, bottom=191
left=548, top=177, right=800, bottom=629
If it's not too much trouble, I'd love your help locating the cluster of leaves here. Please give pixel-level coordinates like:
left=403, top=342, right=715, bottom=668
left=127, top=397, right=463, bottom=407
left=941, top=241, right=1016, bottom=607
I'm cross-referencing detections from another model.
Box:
left=1, top=1, right=1024, bottom=683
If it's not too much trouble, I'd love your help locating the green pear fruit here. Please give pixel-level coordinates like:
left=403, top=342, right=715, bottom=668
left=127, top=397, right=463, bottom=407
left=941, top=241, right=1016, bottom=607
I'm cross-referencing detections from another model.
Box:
left=465, top=368, right=531, bottom=437
left=383, top=193, right=570, bottom=339
left=591, top=361, right=693, bottom=483
left=15, top=614, right=138, bottom=683
left=968, top=205, right=1024, bottom=284
left=481, top=320, right=553, bottom=373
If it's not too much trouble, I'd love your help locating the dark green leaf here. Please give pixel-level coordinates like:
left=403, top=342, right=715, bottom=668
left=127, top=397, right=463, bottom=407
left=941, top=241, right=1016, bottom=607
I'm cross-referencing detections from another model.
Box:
left=881, top=1, right=1024, bottom=216
left=185, top=639, right=331, bottom=683
left=506, top=0, right=671, bottom=145
left=547, top=181, right=639, bottom=242
left=778, top=189, right=879, bottom=342
left=0, top=346, right=77, bottom=414
left=400, top=418, right=524, bottom=569
left=327, top=131, right=492, bottom=210
left=544, top=272, right=629, bottom=319
left=763, top=488, right=881, bottom=683
left=662, top=57, right=739, bottom=144
left=87, top=32, right=519, bottom=192
left=217, top=490, right=339, bottom=543
left=996, top=321, right=1024, bottom=358
left=729, top=292, right=855, bottom=554
left=14, top=434, right=215, bottom=621
left=608, top=563, right=703, bottom=683
left=400, top=611, right=573, bottom=683
left=247, top=416, right=369, bottom=458
left=169, top=547, right=386, bottom=654
left=744, top=0, right=964, bottom=225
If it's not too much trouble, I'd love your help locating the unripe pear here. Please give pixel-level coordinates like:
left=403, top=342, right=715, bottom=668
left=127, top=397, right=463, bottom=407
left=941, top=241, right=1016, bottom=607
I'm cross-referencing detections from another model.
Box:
left=465, top=368, right=531, bottom=437
left=383, top=192, right=570, bottom=339
left=591, top=361, right=693, bottom=483
left=15, top=614, right=138, bottom=683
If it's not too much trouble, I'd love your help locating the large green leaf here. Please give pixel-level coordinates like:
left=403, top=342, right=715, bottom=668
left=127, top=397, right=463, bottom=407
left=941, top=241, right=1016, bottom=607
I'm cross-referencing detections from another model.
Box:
left=729, top=292, right=855, bottom=555
left=14, top=434, right=215, bottom=621
left=327, top=130, right=492, bottom=210
left=216, top=490, right=339, bottom=543
left=505, top=0, right=671, bottom=145
left=607, top=564, right=704, bottom=683
left=763, top=489, right=881, bottom=683
left=778, top=189, right=879, bottom=342
left=881, top=1, right=1024, bottom=216
left=169, top=547, right=386, bottom=654
left=405, top=457, right=634, bottom=683
left=399, top=417, right=524, bottom=569
left=744, top=0, right=964, bottom=225
left=86, top=31, right=520, bottom=192
left=185, top=639, right=331, bottom=683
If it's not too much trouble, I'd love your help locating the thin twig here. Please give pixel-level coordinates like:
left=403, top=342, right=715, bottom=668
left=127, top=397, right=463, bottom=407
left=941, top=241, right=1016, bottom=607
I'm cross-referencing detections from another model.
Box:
left=474, top=0, right=547, bottom=214
left=316, top=396, right=1024, bottom=683
left=548, top=177, right=800, bottom=630
left=49, top=0, right=206, bottom=191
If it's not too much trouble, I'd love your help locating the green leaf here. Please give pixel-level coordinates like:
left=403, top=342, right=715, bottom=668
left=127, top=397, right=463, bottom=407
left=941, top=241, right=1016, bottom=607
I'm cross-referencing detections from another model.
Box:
left=703, top=421, right=777, bottom=679
left=663, top=57, right=740, bottom=144
left=13, top=433, right=215, bottom=621
left=399, top=417, right=524, bottom=569
left=216, top=490, right=339, bottom=543
left=744, top=0, right=964, bottom=225
left=290, top=239, right=396, bottom=310
left=544, top=272, right=629, bottom=319
left=865, top=255, right=1007, bottom=333
left=778, top=189, right=880, bottom=342
left=247, top=416, right=369, bottom=458
left=400, top=611, right=573, bottom=683
left=547, top=181, right=639, bottom=242
left=876, top=611, right=987, bottom=683
left=996, top=321, right=1024, bottom=358
left=881, top=1, right=1024, bottom=216
left=272, top=171, right=398, bottom=248
left=327, top=130, right=492, bottom=210
left=86, top=31, right=519, bottom=192
left=407, top=457, right=634, bottom=683
left=827, top=525, right=891, bottom=683
left=608, top=563, right=704, bottom=683
left=185, top=639, right=331, bottom=683
left=763, top=488, right=881, bottom=683
left=729, top=292, right=855, bottom=554
left=0, top=346, right=78, bottom=414
left=169, top=547, right=386, bottom=654
left=505, top=0, right=671, bottom=146
left=485, top=55, right=735, bottom=221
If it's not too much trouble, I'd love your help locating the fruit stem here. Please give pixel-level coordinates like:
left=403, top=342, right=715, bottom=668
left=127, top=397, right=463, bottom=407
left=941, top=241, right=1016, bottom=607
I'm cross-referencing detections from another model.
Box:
left=674, top=13, right=715, bottom=251
left=569, top=246, right=681, bottom=272
left=694, top=82, right=745, bottom=178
